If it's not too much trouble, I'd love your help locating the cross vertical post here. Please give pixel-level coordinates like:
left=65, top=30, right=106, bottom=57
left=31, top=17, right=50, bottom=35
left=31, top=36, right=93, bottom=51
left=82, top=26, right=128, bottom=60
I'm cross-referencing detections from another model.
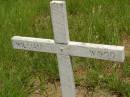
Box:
left=50, top=1, right=76, bottom=97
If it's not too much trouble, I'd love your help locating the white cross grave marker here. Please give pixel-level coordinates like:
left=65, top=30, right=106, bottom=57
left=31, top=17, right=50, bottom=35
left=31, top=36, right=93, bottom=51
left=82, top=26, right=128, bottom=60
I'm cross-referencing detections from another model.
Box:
left=11, top=1, right=125, bottom=97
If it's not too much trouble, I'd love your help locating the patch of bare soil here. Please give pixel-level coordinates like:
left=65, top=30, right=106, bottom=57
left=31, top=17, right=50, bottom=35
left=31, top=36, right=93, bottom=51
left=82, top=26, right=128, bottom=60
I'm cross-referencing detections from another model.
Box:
left=28, top=80, right=120, bottom=97
left=28, top=60, right=125, bottom=97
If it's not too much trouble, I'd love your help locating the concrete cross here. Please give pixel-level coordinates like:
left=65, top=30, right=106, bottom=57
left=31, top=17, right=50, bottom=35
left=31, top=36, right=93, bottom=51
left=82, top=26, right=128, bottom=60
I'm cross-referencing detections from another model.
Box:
left=11, top=1, right=125, bottom=97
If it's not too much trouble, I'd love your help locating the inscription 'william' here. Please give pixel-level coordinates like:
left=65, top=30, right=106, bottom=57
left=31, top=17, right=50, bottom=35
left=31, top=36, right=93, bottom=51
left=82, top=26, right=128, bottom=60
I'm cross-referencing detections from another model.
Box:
left=15, top=41, right=41, bottom=50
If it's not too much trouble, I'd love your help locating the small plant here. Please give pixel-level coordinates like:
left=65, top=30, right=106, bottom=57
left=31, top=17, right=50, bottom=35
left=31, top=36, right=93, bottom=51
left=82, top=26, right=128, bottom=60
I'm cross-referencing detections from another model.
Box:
left=105, top=73, right=130, bottom=96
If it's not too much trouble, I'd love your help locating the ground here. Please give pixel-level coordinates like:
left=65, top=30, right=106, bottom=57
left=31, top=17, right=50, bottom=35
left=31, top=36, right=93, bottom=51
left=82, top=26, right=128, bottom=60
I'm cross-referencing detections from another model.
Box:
left=28, top=81, right=122, bottom=97
left=28, top=36, right=130, bottom=97
left=0, top=0, right=130, bottom=97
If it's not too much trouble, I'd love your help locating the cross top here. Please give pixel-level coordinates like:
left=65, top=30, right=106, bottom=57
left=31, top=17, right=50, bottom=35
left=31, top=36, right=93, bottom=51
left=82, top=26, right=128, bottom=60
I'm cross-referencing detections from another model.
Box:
left=11, top=1, right=125, bottom=97
left=51, top=1, right=70, bottom=44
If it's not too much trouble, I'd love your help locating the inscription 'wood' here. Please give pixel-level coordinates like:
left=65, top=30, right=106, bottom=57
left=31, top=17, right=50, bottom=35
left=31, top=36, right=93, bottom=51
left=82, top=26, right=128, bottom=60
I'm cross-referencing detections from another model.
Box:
left=11, top=1, right=125, bottom=97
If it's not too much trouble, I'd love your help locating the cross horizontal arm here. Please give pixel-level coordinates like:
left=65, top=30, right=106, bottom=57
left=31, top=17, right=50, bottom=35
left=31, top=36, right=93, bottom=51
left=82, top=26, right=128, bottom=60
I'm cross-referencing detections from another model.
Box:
left=12, top=36, right=125, bottom=62
left=68, top=42, right=125, bottom=62
left=12, top=36, right=57, bottom=53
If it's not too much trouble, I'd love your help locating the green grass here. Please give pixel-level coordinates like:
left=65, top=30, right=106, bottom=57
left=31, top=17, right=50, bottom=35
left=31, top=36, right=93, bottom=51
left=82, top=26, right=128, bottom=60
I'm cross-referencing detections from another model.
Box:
left=0, top=0, right=130, bottom=96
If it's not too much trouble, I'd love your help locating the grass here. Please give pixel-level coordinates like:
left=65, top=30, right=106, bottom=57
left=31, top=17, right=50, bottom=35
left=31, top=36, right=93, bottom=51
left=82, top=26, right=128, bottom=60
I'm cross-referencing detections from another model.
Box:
left=0, top=0, right=130, bottom=96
